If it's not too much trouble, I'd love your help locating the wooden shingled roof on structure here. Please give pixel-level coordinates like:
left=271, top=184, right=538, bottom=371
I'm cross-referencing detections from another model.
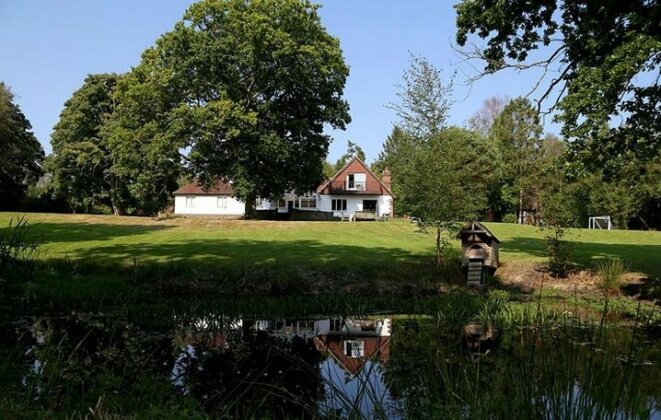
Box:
left=456, top=221, right=500, bottom=243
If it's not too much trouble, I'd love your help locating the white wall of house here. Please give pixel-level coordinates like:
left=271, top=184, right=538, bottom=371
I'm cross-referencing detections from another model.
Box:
left=174, top=193, right=392, bottom=218
left=317, top=195, right=392, bottom=218
left=174, top=195, right=245, bottom=216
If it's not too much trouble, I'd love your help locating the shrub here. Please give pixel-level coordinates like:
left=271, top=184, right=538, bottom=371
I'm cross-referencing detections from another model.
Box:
left=0, top=216, right=41, bottom=267
left=502, top=213, right=517, bottom=223
left=596, top=257, right=625, bottom=297
left=544, top=226, right=573, bottom=278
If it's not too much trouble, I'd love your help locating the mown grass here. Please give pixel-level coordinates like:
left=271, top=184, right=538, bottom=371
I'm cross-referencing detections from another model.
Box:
left=485, top=222, right=661, bottom=277
left=0, top=213, right=660, bottom=316
left=0, top=213, right=660, bottom=276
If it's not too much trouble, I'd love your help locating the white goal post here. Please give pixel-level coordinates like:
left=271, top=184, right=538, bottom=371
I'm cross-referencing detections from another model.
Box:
left=588, top=216, right=612, bottom=230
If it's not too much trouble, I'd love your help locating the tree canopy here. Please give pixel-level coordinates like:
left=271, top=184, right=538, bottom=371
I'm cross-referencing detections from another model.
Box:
left=109, top=0, right=350, bottom=216
left=335, top=140, right=366, bottom=169
left=403, top=127, right=497, bottom=265
left=49, top=74, right=123, bottom=213
left=455, top=0, right=660, bottom=160
left=388, top=54, right=453, bottom=139
left=0, top=82, right=44, bottom=210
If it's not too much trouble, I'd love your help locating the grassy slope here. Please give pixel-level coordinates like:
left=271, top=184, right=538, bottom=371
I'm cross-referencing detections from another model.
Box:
left=485, top=223, right=661, bottom=277
left=1, top=213, right=660, bottom=276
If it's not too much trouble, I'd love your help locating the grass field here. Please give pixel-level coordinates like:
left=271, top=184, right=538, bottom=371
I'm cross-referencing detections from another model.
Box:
left=1, top=212, right=660, bottom=277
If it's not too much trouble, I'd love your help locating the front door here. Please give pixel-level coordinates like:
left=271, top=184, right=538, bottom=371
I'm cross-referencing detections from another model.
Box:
left=288, top=201, right=294, bottom=211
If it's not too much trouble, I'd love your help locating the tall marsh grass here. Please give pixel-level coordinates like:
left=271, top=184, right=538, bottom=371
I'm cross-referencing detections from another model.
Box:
left=596, top=257, right=626, bottom=297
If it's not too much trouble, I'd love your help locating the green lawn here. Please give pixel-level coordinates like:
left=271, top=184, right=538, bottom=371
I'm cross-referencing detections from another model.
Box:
left=1, top=212, right=660, bottom=277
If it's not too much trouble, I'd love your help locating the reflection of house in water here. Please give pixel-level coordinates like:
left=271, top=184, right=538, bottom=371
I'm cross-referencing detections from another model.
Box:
left=242, top=317, right=392, bottom=376
left=171, top=316, right=395, bottom=417
left=174, top=316, right=392, bottom=376
left=313, top=318, right=391, bottom=377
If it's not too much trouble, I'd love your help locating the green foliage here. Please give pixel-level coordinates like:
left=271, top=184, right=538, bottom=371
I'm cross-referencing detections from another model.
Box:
left=539, top=176, right=578, bottom=277
left=544, top=228, right=573, bottom=278
left=456, top=0, right=661, bottom=229
left=0, top=216, right=41, bottom=286
left=49, top=74, right=126, bottom=213
left=334, top=140, right=366, bottom=169
left=488, top=97, right=542, bottom=222
left=109, top=0, right=350, bottom=217
left=0, top=82, right=44, bottom=210
left=388, top=54, right=453, bottom=139
left=501, top=213, right=517, bottom=224
left=321, top=160, right=336, bottom=179
left=596, top=257, right=625, bottom=297
left=372, top=126, right=419, bottom=215
left=455, top=0, right=660, bottom=151
left=403, top=127, right=498, bottom=265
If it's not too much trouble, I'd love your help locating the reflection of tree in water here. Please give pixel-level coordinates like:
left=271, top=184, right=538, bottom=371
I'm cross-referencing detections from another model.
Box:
left=383, top=319, right=660, bottom=418
left=174, top=323, right=324, bottom=418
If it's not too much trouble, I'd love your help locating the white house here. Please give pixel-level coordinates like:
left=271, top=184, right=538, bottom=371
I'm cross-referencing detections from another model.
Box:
left=173, top=179, right=246, bottom=217
left=173, top=157, right=394, bottom=219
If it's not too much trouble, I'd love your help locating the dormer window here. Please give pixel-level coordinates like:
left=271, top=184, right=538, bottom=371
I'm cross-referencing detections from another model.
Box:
left=346, top=173, right=366, bottom=191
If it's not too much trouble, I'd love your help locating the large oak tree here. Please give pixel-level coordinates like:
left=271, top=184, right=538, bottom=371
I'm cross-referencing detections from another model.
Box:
left=0, top=82, right=44, bottom=210
left=110, top=0, right=350, bottom=216
left=49, top=74, right=125, bottom=213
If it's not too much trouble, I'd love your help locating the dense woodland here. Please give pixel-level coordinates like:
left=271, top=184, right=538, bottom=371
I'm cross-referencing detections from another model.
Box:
left=1, top=0, right=659, bottom=231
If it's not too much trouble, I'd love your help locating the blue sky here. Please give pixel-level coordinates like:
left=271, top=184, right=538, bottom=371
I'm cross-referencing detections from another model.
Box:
left=0, top=1, right=560, bottom=162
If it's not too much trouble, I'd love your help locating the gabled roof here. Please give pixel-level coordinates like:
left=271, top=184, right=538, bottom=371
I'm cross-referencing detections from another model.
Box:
left=456, top=221, right=500, bottom=243
left=317, top=156, right=394, bottom=197
left=313, top=336, right=391, bottom=377
left=173, top=179, right=234, bottom=196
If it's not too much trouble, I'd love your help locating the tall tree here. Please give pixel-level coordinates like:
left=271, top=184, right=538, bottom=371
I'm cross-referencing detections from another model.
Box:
left=455, top=0, right=660, bottom=164
left=388, top=54, right=453, bottom=139
left=335, top=140, right=366, bottom=169
left=404, top=127, right=497, bottom=267
left=371, top=126, right=418, bottom=215
left=49, top=74, right=125, bottom=213
left=0, top=82, right=44, bottom=210
left=489, top=97, right=543, bottom=223
left=467, top=96, right=507, bottom=137
left=110, top=0, right=350, bottom=217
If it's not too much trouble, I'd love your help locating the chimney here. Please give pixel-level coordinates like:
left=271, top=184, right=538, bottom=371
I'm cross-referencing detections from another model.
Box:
left=382, top=167, right=392, bottom=190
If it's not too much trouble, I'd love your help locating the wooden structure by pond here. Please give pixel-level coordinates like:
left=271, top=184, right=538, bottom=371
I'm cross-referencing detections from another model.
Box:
left=456, top=221, right=500, bottom=286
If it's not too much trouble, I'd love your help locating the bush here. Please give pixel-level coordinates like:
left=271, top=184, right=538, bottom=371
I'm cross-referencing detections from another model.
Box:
left=502, top=213, right=517, bottom=223
left=545, top=226, right=573, bottom=278
left=596, top=257, right=625, bottom=297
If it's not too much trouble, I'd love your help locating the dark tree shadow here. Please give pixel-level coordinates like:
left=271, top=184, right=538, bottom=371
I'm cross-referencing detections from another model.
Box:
left=70, top=238, right=430, bottom=270
left=0, top=222, right=174, bottom=244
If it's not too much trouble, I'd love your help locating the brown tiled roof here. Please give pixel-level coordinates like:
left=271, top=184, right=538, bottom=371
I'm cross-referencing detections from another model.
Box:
left=173, top=179, right=234, bottom=196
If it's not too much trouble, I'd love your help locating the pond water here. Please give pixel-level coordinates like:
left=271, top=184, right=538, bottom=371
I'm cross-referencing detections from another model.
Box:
left=1, top=308, right=659, bottom=418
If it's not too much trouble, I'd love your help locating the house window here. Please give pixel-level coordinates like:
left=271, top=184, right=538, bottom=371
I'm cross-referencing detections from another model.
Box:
left=300, top=198, right=316, bottom=208
left=277, top=199, right=286, bottom=208
left=185, top=197, right=195, bottom=207
left=330, top=319, right=343, bottom=331
left=347, top=173, right=366, bottom=190
left=343, top=340, right=365, bottom=358
left=294, top=198, right=300, bottom=209
left=217, top=197, right=228, bottom=208
left=332, top=199, right=347, bottom=211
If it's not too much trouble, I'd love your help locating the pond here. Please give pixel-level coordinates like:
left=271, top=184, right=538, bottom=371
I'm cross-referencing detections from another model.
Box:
left=1, top=307, right=659, bottom=418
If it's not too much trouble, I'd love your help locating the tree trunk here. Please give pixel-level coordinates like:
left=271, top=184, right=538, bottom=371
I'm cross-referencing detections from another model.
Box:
left=518, top=188, right=524, bottom=224
left=111, top=199, right=124, bottom=216
left=244, top=192, right=257, bottom=219
left=435, top=227, right=443, bottom=268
